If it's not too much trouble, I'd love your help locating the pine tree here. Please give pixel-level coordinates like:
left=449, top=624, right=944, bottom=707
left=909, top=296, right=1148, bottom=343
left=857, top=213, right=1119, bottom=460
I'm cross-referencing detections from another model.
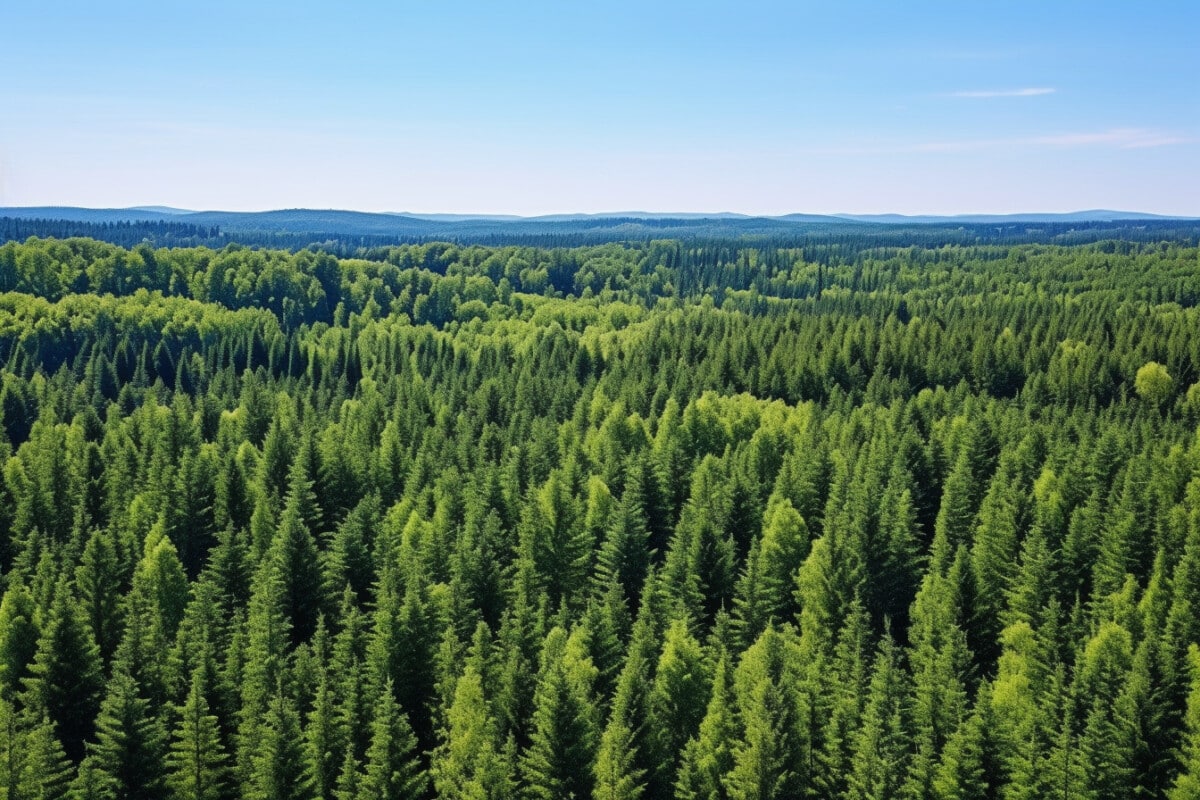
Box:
left=0, top=581, right=40, bottom=701
left=432, top=666, right=513, bottom=800
left=357, top=680, right=426, bottom=800
left=594, top=714, right=644, bottom=800
left=303, top=647, right=346, bottom=800
left=723, top=627, right=804, bottom=800
left=846, top=634, right=909, bottom=800
left=237, top=561, right=292, bottom=791
left=520, top=627, right=599, bottom=800
left=270, top=493, right=327, bottom=648
left=1172, top=645, right=1200, bottom=799
left=676, top=642, right=736, bottom=800
left=332, top=750, right=361, bottom=800
left=20, top=711, right=73, bottom=800
left=22, top=579, right=103, bottom=762
left=367, top=563, right=437, bottom=753
left=75, top=528, right=127, bottom=666
left=88, top=668, right=169, bottom=800
left=903, top=567, right=972, bottom=800
left=932, top=685, right=999, bottom=800
left=167, top=667, right=230, bottom=800
left=519, top=471, right=590, bottom=613
left=593, top=472, right=651, bottom=611
left=247, top=687, right=314, bottom=800
left=321, top=493, right=378, bottom=606
left=647, top=617, right=709, bottom=793
left=931, top=449, right=977, bottom=574
left=594, top=652, right=650, bottom=800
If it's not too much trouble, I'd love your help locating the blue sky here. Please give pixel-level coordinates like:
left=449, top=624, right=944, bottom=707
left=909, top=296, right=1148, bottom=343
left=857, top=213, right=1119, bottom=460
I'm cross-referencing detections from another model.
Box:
left=2, top=1, right=1197, bottom=215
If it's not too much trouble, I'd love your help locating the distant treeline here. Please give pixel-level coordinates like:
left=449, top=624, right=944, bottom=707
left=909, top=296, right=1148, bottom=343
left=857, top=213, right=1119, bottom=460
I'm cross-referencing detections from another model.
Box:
left=4, top=215, right=1198, bottom=257
left=0, top=217, right=225, bottom=249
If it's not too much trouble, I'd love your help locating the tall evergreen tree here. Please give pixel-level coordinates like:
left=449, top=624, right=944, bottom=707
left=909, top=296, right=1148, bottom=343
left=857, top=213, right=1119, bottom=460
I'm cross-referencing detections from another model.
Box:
left=432, top=666, right=514, bottom=800
left=357, top=680, right=425, bottom=800
left=167, top=667, right=230, bottom=800
left=22, top=579, right=103, bottom=762
left=247, top=687, right=313, bottom=800
left=520, top=627, right=599, bottom=800
left=87, top=668, right=169, bottom=800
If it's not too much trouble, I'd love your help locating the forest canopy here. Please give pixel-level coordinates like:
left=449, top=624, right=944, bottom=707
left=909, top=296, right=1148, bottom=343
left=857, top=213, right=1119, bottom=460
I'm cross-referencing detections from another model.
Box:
left=0, top=233, right=1198, bottom=798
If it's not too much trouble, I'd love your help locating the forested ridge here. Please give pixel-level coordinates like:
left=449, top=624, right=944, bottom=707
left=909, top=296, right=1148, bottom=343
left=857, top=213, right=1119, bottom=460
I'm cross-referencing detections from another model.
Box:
left=0, top=234, right=1199, bottom=798
left=6, top=214, right=1199, bottom=254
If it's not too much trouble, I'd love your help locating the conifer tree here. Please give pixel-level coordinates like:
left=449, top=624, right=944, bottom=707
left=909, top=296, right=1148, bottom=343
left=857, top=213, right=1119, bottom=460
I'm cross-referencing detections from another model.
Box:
left=0, top=581, right=39, bottom=701
left=1171, top=646, right=1200, bottom=800
left=23, top=579, right=103, bottom=763
left=21, top=711, right=73, bottom=800
left=75, top=528, right=126, bottom=666
left=237, top=561, right=292, bottom=789
left=647, top=617, right=709, bottom=793
left=433, top=666, right=514, bottom=800
left=303, top=647, right=345, bottom=800
left=332, top=750, right=361, bottom=800
left=846, top=634, right=909, bottom=800
left=357, top=680, right=426, bottom=800
left=594, top=632, right=653, bottom=800
left=932, top=684, right=999, bottom=800
left=270, top=492, right=327, bottom=647
left=247, top=687, right=313, bottom=800
left=88, top=668, right=169, bottom=800
left=367, top=563, right=437, bottom=752
left=520, top=627, right=599, bottom=800
left=676, top=648, right=736, bottom=800
left=903, top=567, right=972, bottom=800
left=593, top=471, right=651, bottom=611
left=724, top=627, right=804, bottom=800
left=167, top=667, right=230, bottom=800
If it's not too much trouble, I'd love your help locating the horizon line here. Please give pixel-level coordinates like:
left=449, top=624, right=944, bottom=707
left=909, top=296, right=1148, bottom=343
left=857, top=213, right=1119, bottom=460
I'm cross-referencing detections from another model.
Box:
left=1, top=205, right=1197, bottom=220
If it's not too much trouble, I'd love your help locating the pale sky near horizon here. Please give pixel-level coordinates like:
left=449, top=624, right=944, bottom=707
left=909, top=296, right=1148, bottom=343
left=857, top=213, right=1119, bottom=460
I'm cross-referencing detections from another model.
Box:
left=2, top=1, right=1197, bottom=216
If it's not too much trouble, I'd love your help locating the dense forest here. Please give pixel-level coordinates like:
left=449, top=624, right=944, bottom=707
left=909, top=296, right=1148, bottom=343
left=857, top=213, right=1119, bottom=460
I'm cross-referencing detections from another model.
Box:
left=0, top=232, right=1199, bottom=799
left=5, top=213, right=1199, bottom=254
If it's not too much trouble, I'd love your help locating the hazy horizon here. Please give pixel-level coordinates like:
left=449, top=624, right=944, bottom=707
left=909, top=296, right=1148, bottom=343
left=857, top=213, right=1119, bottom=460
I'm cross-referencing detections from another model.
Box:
left=1, top=205, right=1194, bottom=220
left=2, top=1, right=1197, bottom=216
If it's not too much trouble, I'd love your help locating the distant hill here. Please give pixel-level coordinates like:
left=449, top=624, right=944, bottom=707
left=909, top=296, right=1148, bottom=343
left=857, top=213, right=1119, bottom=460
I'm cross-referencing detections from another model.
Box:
left=2, top=206, right=1196, bottom=250
left=178, top=209, right=443, bottom=234
left=129, top=206, right=194, bottom=215
left=833, top=210, right=1195, bottom=224
left=2, top=207, right=182, bottom=223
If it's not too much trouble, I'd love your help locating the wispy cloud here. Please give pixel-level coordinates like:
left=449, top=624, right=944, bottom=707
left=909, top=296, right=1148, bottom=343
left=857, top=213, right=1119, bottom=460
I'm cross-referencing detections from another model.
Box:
left=1027, top=129, right=1191, bottom=149
left=810, top=128, right=1192, bottom=156
left=915, top=128, right=1190, bottom=152
left=950, top=88, right=1056, bottom=98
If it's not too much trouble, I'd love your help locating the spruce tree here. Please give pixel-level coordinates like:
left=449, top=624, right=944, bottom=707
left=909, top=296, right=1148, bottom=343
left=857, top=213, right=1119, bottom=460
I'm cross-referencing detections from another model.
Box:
left=357, top=680, right=425, bottom=800
left=846, top=634, right=909, bottom=800
left=88, top=668, right=169, bottom=800
left=677, top=650, right=736, bottom=800
left=167, top=667, right=230, bottom=800
left=1171, top=645, right=1200, bottom=800
left=647, top=617, right=709, bottom=793
left=0, top=581, right=39, bottom=701
left=247, top=687, right=313, bottom=800
left=432, top=666, right=514, bottom=800
left=22, top=579, right=103, bottom=762
left=519, top=627, right=599, bottom=800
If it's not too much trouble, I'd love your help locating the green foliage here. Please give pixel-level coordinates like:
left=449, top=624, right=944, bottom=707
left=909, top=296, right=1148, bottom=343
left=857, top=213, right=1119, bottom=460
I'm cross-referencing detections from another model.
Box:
left=1136, top=361, right=1174, bottom=407
left=167, top=668, right=230, bottom=800
left=87, top=669, right=168, bottom=800
left=432, top=666, right=514, bottom=800
left=519, top=627, right=599, bottom=800
left=357, top=680, right=425, bottom=800
left=0, top=233, right=1195, bottom=796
